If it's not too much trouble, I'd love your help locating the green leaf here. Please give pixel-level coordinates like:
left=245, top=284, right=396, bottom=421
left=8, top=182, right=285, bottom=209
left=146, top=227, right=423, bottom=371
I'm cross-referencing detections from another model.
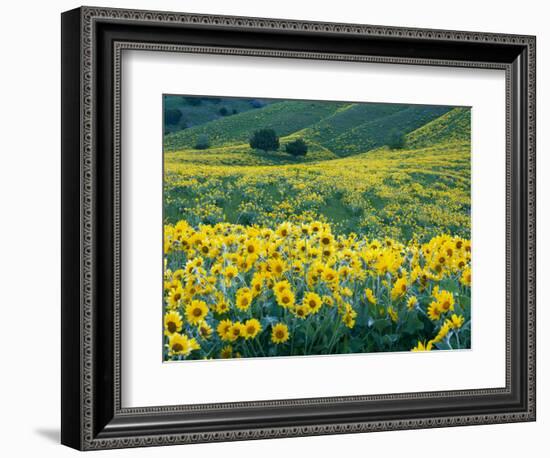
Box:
left=403, top=312, right=424, bottom=335
left=372, top=319, right=392, bottom=333
left=382, top=334, right=399, bottom=345
left=439, top=278, right=459, bottom=294
left=434, top=340, right=452, bottom=350
left=261, top=316, right=279, bottom=327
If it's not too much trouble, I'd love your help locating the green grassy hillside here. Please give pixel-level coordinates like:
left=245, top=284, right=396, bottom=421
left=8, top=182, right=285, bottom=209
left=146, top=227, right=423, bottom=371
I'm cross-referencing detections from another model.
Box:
left=164, top=98, right=455, bottom=158
left=164, top=100, right=348, bottom=151
left=165, top=141, right=339, bottom=167
left=297, top=103, right=406, bottom=147
left=324, top=105, right=453, bottom=156
left=406, top=107, right=471, bottom=148
left=163, top=95, right=276, bottom=134
left=164, top=140, right=471, bottom=241
left=162, top=101, right=471, bottom=240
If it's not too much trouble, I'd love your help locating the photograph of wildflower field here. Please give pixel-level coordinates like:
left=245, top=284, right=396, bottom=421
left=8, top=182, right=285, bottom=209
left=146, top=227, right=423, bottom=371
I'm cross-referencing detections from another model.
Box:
left=162, top=94, right=471, bottom=361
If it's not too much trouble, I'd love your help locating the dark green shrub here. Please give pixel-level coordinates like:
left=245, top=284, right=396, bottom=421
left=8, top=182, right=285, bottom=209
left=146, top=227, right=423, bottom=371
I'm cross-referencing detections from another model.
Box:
left=285, top=138, right=308, bottom=157
left=219, top=107, right=229, bottom=116
left=183, top=97, right=202, bottom=106
left=387, top=130, right=406, bottom=149
left=250, top=99, right=265, bottom=109
left=249, top=129, right=279, bottom=152
left=165, top=108, right=182, bottom=125
left=194, top=134, right=210, bottom=150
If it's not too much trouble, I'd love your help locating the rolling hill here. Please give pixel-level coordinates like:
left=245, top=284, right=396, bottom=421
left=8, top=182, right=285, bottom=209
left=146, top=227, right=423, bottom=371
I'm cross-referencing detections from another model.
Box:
left=405, top=107, right=471, bottom=148
left=163, top=95, right=276, bottom=134
left=163, top=97, right=456, bottom=159
left=164, top=100, right=348, bottom=151
left=322, top=105, right=453, bottom=156
left=163, top=104, right=470, bottom=238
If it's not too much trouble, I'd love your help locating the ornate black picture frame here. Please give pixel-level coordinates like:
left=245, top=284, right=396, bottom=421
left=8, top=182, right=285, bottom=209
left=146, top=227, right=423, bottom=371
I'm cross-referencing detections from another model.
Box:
left=61, top=6, right=536, bottom=450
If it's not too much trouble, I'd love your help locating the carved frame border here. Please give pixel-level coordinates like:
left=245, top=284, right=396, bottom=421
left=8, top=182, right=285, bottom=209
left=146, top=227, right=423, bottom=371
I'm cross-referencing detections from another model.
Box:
left=62, top=6, right=536, bottom=450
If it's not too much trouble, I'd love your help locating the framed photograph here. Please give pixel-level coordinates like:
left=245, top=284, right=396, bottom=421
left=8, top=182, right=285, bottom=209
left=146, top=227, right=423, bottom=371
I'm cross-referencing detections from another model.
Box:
left=61, top=6, right=536, bottom=450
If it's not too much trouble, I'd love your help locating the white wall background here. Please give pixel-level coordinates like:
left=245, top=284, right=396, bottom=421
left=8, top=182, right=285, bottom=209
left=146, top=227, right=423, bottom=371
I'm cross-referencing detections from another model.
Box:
left=0, top=0, right=546, bottom=456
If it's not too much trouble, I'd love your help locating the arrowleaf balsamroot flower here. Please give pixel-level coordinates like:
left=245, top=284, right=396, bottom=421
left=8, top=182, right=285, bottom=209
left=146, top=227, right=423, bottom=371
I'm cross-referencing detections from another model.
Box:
left=271, top=323, right=290, bottom=344
left=185, top=300, right=209, bottom=325
left=243, top=319, right=262, bottom=339
left=164, top=311, right=183, bottom=336
left=163, top=219, right=471, bottom=360
left=167, top=333, right=200, bottom=357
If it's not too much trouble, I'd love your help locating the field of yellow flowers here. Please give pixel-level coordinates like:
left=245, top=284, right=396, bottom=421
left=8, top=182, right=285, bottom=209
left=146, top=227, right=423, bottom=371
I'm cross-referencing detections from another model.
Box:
left=163, top=220, right=471, bottom=360
left=162, top=101, right=471, bottom=361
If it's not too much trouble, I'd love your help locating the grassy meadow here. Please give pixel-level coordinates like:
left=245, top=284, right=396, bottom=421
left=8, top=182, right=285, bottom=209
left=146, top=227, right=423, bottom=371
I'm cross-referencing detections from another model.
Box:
left=162, top=95, right=472, bottom=361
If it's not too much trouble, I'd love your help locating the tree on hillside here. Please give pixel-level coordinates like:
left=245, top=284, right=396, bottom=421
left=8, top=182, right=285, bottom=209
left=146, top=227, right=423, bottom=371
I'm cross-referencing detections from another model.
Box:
left=250, top=99, right=265, bottom=109
left=285, top=138, right=308, bottom=157
left=165, top=108, right=182, bottom=125
left=249, top=129, right=279, bottom=152
left=387, top=130, right=406, bottom=149
left=219, top=107, right=229, bottom=116
left=183, top=97, right=202, bottom=106
left=194, top=134, right=210, bottom=150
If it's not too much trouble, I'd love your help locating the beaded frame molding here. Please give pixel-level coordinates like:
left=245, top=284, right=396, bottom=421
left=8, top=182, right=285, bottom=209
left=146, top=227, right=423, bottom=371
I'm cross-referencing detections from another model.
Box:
left=61, top=6, right=536, bottom=451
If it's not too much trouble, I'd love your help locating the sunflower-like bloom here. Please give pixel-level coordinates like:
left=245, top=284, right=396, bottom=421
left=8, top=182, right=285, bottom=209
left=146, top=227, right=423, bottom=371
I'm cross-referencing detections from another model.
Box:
left=198, top=322, right=213, bottom=339
left=446, top=314, right=465, bottom=330
left=273, top=280, right=292, bottom=295
left=164, top=311, right=183, bottom=336
left=460, top=267, right=471, bottom=287
left=215, top=299, right=230, bottom=314
left=223, top=265, right=239, bottom=283
left=365, top=288, right=377, bottom=305
left=391, top=276, right=408, bottom=300
left=243, top=318, right=262, bottom=339
left=271, top=323, right=290, bottom=344
left=228, top=322, right=245, bottom=341
left=291, top=260, right=304, bottom=274
left=276, top=288, right=295, bottom=309
left=427, top=302, right=442, bottom=321
left=407, top=296, right=418, bottom=310
left=185, top=299, right=209, bottom=325
left=340, top=287, right=353, bottom=297
left=434, top=288, right=455, bottom=312
left=411, top=340, right=433, bottom=352
left=172, top=269, right=185, bottom=282
left=318, top=231, right=334, bottom=247
left=235, top=287, right=253, bottom=311
left=167, top=286, right=185, bottom=309
left=167, top=333, right=200, bottom=357
left=268, top=259, right=286, bottom=278
left=303, top=292, right=322, bottom=315
left=276, top=222, right=292, bottom=238
left=310, top=221, right=322, bottom=234
left=427, top=287, right=455, bottom=320
left=387, top=305, right=398, bottom=323
left=432, top=321, right=451, bottom=344
left=243, top=238, right=260, bottom=256
left=375, top=250, right=403, bottom=276
left=236, top=255, right=253, bottom=273
left=293, top=304, right=309, bottom=319
left=217, top=319, right=233, bottom=341
left=321, top=267, right=338, bottom=284
left=220, top=345, right=233, bottom=359
left=342, top=304, right=357, bottom=329
left=250, top=273, right=264, bottom=296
